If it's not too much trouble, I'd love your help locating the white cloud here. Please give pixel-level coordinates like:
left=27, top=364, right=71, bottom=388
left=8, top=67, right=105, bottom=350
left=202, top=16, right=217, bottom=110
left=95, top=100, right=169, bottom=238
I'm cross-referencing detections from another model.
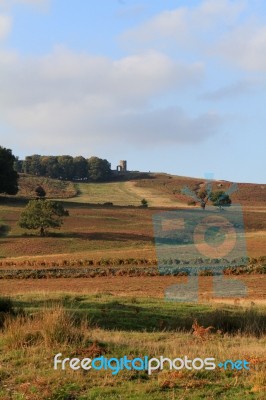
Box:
left=0, top=14, right=11, bottom=39
left=216, top=22, right=266, bottom=71
left=120, top=0, right=246, bottom=52
left=0, top=47, right=204, bottom=107
left=120, top=0, right=266, bottom=73
left=0, top=46, right=220, bottom=154
left=0, top=0, right=49, bottom=13
left=201, top=78, right=265, bottom=101
left=0, top=0, right=47, bottom=5
left=15, top=0, right=46, bottom=3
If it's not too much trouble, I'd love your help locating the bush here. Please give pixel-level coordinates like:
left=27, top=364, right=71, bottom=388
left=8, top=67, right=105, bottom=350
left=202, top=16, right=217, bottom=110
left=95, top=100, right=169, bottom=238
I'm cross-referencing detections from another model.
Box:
left=141, top=198, right=148, bottom=207
left=0, top=297, right=14, bottom=313
left=0, top=297, right=16, bottom=328
left=0, top=224, right=10, bottom=237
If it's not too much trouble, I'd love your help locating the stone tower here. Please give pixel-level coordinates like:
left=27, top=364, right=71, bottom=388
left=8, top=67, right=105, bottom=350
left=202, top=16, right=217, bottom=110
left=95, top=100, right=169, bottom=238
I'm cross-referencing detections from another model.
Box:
left=116, top=160, right=127, bottom=172
left=119, top=160, right=127, bottom=172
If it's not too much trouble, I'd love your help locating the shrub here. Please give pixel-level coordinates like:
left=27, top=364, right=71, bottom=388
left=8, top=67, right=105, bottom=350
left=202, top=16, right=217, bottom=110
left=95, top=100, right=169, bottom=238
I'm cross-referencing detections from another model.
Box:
left=0, top=297, right=14, bottom=313
left=141, top=198, right=148, bottom=207
left=0, top=224, right=10, bottom=237
left=0, top=297, right=17, bottom=328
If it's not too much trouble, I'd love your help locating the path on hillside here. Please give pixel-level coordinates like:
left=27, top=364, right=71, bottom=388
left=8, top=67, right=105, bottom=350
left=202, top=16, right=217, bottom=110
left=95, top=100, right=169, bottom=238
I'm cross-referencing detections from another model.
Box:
left=64, top=182, right=141, bottom=205
left=63, top=181, right=187, bottom=207
left=124, top=181, right=188, bottom=207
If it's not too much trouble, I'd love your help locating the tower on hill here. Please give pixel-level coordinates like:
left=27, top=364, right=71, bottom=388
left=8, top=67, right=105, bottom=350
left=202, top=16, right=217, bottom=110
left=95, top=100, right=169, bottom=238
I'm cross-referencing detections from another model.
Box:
left=117, top=160, right=127, bottom=172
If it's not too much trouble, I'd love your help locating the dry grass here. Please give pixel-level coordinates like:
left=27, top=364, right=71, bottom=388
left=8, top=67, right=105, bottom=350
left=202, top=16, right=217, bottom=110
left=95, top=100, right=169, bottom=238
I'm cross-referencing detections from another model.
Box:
left=16, top=174, right=77, bottom=199
left=134, top=174, right=266, bottom=207
left=0, top=303, right=265, bottom=399
left=0, top=275, right=265, bottom=305
left=3, top=305, right=88, bottom=350
left=0, top=203, right=265, bottom=260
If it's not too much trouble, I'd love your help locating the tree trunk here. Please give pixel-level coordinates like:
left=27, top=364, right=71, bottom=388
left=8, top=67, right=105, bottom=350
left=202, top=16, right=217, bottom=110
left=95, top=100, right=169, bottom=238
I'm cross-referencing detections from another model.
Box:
left=40, top=226, right=44, bottom=236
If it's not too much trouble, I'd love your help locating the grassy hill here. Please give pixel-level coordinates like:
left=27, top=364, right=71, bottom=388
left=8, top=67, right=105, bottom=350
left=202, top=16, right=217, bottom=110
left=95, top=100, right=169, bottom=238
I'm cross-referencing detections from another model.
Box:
left=0, top=172, right=265, bottom=261
left=0, top=173, right=265, bottom=400
left=13, top=172, right=266, bottom=207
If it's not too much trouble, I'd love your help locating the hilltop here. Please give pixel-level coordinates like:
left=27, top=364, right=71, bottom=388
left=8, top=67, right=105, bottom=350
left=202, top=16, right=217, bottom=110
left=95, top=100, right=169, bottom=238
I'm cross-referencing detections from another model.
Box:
left=0, top=171, right=264, bottom=262
left=12, top=172, right=266, bottom=208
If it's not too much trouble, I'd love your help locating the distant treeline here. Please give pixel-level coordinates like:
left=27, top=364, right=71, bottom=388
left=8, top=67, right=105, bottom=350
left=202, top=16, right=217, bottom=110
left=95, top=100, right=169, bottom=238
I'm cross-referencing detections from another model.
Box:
left=14, top=155, right=112, bottom=181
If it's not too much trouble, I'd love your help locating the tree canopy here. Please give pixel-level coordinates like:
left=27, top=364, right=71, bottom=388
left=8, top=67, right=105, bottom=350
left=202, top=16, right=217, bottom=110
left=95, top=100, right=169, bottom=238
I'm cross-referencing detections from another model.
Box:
left=0, top=146, right=19, bottom=195
left=197, top=188, right=210, bottom=210
left=210, top=191, right=232, bottom=210
left=183, top=184, right=232, bottom=211
left=15, top=154, right=112, bottom=182
left=35, top=185, right=46, bottom=199
left=19, top=199, right=69, bottom=236
left=87, top=157, right=112, bottom=181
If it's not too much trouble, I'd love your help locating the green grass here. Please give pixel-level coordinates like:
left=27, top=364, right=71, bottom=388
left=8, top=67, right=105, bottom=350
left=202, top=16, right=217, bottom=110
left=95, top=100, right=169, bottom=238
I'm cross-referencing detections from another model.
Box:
left=64, top=182, right=142, bottom=206
left=9, top=293, right=266, bottom=335
left=0, top=294, right=265, bottom=400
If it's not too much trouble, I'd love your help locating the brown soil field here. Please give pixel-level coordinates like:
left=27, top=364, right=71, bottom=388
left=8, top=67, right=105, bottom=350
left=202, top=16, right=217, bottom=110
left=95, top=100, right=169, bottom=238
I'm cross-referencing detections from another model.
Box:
left=1, top=275, right=265, bottom=304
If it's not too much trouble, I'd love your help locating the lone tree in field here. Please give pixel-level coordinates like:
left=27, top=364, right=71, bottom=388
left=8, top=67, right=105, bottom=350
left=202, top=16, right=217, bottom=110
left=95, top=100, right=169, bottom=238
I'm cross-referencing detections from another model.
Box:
left=0, top=146, right=19, bottom=195
left=19, top=199, right=69, bottom=236
left=210, top=191, right=232, bottom=211
left=35, top=185, right=46, bottom=199
left=197, top=189, right=211, bottom=210
left=182, top=182, right=234, bottom=211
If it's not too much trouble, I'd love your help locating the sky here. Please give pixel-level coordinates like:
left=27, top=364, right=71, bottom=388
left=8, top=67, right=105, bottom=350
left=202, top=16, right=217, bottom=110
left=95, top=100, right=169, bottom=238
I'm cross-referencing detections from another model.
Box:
left=0, top=0, right=266, bottom=183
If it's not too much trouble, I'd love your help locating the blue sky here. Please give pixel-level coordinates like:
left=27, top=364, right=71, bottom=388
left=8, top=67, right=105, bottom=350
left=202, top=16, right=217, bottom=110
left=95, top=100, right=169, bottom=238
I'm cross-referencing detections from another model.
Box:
left=0, top=0, right=266, bottom=183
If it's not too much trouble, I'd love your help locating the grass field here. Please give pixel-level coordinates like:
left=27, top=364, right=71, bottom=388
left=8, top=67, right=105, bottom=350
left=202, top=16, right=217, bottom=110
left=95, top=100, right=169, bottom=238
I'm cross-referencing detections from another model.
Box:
left=0, top=201, right=265, bottom=260
left=0, top=294, right=265, bottom=400
left=0, top=275, right=265, bottom=306
left=0, top=173, right=265, bottom=399
left=67, top=182, right=142, bottom=206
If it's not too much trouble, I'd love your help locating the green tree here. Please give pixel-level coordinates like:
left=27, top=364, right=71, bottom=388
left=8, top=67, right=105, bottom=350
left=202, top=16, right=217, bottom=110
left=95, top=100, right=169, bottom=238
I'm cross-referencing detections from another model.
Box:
left=57, top=155, right=75, bottom=180
left=197, top=189, right=211, bottom=210
left=210, top=191, right=232, bottom=210
left=73, top=156, right=88, bottom=180
left=40, top=156, right=61, bottom=178
left=13, top=157, right=23, bottom=173
left=19, top=199, right=69, bottom=236
left=0, top=146, right=19, bottom=195
left=88, top=157, right=112, bottom=181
